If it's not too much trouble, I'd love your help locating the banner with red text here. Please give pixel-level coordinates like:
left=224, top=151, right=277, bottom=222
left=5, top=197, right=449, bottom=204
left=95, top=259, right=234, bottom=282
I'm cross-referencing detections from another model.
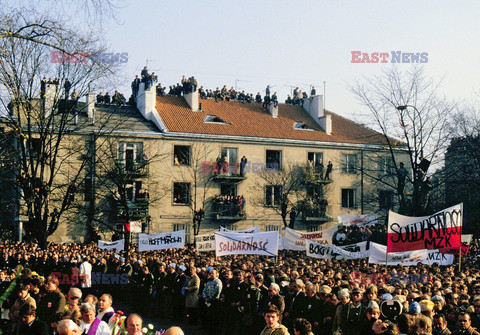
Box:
left=440, top=234, right=473, bottom=256
left=387, top=204, right=463, bottom=252
left=215, top=231, right=278, bottom=257
left=284, top=226, right=337, bottom=251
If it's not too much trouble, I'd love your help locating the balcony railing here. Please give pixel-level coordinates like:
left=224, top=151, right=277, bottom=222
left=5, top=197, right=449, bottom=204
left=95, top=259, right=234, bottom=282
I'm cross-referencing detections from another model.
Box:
left=212, top=196, right=246, bottom=220
left=115, top=199, right=149, bottom=220
left=117, top=160, right=149, bottom=177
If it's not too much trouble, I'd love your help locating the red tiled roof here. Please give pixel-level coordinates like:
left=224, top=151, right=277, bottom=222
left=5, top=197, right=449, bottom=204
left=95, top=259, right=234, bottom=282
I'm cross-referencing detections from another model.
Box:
left=155, top=96, right=387, bottom=145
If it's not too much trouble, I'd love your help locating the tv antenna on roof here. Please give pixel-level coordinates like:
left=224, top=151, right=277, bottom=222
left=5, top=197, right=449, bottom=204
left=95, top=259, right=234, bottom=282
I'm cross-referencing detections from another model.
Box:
left=145, top=58, right=161, bottom=72
left=235, top=79, right=251, bottom=91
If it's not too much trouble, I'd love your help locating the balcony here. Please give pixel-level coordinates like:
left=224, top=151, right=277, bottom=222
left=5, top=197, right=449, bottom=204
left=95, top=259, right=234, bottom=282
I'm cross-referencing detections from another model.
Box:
left=297, top=199, right=332, bottom=223
left=303, top=166, right=333, bottom=185
left=211, top=162, right=247, bottom=182
left=115, top=199, right=149, bottom=220
left=212, top=196, right=246, bottom=221
left=118, top=160, right=149, bottom=178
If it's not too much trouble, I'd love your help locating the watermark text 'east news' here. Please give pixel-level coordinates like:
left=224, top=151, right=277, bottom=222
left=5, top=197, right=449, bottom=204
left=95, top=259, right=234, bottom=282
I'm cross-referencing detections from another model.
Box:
left=351, top=51, right=428, bottom=63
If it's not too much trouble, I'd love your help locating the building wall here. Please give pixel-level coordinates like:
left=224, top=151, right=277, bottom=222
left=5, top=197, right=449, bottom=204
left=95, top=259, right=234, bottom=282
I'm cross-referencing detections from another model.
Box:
left=47, top=131, right=408, bottom=243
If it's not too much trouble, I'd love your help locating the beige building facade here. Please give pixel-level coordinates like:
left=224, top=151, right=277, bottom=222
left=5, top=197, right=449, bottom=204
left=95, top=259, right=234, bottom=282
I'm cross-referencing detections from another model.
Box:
left=47, top=83, right=408, bottom=243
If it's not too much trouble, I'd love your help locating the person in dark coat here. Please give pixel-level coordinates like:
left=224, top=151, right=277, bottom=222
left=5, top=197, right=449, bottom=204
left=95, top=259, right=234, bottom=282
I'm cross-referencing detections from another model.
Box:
left=36, top=276, right=66, bottom=327
left=16, top=305, right=49, bottom=335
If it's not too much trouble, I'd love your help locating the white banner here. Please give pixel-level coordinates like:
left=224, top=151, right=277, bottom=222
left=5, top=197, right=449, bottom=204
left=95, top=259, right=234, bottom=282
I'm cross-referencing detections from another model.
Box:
left=368, top=243, right=453, bottom=266
left=138, top=230, right=185, bottom=252
left=195, top=233, right=216, bottom=252
left=98, top=239, right=125, bottom=251
left=337, top=214, right=377, bottom=227
left=130, top=221, right=142, bottom=233
left=284, top=226, right=336, bottom=250
left=306, top=241, right=369, bottom=260
left=219, top=226, right=260, bottom=234
left=215, top=231, right=279, bottom=257
left=278, top=234, right=284, bottom=250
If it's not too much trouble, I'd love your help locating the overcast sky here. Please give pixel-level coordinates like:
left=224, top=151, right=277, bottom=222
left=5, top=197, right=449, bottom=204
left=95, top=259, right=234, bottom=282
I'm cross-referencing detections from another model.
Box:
left=32, top=0, right=480, bottom=119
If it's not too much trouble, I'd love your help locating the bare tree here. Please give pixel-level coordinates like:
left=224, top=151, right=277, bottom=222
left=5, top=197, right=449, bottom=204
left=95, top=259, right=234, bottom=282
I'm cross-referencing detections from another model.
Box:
left=254, top=162, right=304, bottom=227
left=0, top=8, right=119, bottom=248
left=89, top=137, right=168, bottom=247
left=350, top=66, right=456, bottom=215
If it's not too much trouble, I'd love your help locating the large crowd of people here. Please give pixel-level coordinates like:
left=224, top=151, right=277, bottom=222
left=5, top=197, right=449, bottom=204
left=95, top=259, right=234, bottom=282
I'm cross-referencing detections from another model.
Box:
left=1, top=236, right=480, bottom=335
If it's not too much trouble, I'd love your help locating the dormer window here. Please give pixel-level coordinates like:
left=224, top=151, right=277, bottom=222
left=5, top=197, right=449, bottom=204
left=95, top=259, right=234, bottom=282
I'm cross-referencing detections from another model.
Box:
left=204, top=115, right=228, bottom=124
left=294, top=121, right=313, bottom=130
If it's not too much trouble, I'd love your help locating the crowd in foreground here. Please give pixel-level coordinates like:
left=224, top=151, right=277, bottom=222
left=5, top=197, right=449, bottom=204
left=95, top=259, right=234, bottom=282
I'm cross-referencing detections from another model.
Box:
left=0, top=238, right=480, bottom=335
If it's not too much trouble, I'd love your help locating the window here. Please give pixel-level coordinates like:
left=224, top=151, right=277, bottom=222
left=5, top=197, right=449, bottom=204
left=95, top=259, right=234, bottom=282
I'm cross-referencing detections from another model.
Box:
left=341, top=189, right=356, bottom=208
left=221, top=183, right=237, bottom=197
left=204, top=115, right=228, bottom=124
left=294, top=121, right=312, bottom=130
left=266, top=150, right=282, bottom=170
left=173, top=182, right=190, bottom=205
left=265, top=185, right=282, bottom=207
left=174, top=145, right=191, bottom=166
left=118, top=142, right=143, bottom=171
left=342, top=154, right=357, bottom=173
left=221, top=147, right=238, bottom=165
left=308, top=152, right=324, bottom=167
left=379, top=190, right=394, bottom=210
left=380, top=157, right=394, bottom=176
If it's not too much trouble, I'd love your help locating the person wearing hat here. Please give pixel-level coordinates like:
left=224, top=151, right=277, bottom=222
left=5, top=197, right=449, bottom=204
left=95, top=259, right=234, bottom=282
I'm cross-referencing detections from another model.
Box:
left=359, top=302, right=381, bottom=335
left=16, top=305, right=49, bottom=335
left=409, top=301, right=421, bottom=315
left=333, top=288, right=367, bottom=335
left=432, top=295, right=445, bottom=313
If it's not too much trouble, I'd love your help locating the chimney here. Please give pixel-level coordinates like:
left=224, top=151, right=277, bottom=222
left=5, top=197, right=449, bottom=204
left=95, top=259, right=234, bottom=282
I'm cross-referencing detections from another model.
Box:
left=86, top=92, right=95, bottom=119
left=136, top=82, right=166, bottom=131
left=44, top=84, right=57, bottom=117
left=319, top=115, right=332, bottom=135
left=268, top=102, right=278, bottom=118
left=302, top=94, right=331, bottom=134
left=185, top=90, right=199, bottom=111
